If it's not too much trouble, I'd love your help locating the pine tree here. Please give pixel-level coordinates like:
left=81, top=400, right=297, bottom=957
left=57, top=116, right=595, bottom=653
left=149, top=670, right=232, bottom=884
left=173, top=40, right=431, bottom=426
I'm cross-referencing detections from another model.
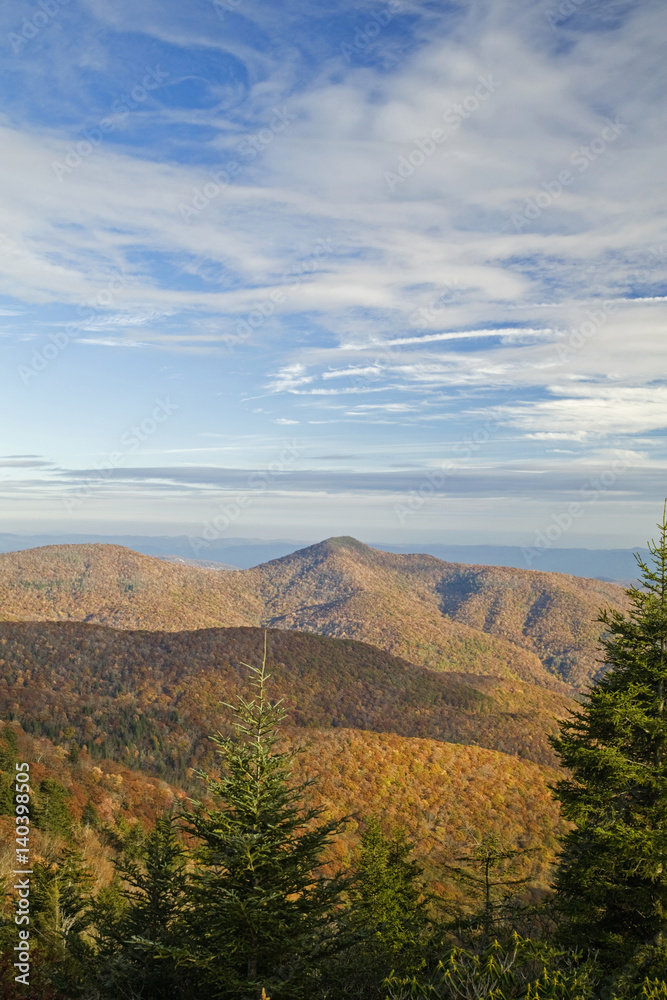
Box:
left=0, top=726, right=18, bottom=770
left=351, top=817, right=429, bottom=965
left=441, top=834, right=538, bottom=944
left=180, top=633, right=350, bottom=999
left=116, top=813, right=188, bottom=948
left=34, top=778, right=73, bottom=839
left=551, top=505, right=667, bottom=976
left=326, top=817, right=430, bottom=998
left=31, top=848, right=94, bottom=993
left=0, top=728, right=18, bottom=817
left=92, top=813, right=189, bottom=998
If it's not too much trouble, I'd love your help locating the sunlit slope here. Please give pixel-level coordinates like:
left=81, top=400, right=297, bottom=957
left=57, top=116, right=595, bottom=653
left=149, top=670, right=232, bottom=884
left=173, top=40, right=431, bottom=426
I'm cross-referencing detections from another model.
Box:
left=0, top=723, right=564, bottom=890
left=0, top=537, right=626, bottom=687
left=255, top=537, right=625, bottom=687
left=0, top=543, right=263, bottom=629
left=0, top=623, right=573, bottom=767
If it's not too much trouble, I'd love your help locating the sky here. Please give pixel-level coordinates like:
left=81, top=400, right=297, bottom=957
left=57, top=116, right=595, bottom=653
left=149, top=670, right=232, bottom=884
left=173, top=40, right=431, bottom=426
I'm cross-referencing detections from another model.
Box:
left=0, top=0, right=665, bottom=550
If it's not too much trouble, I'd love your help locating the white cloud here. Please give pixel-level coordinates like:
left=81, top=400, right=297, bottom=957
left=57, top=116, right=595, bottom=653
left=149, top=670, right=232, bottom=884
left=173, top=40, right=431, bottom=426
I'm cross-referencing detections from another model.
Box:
left=500, top=384, right=667, bottom=438
left=2, top=0, right=666, bottom=539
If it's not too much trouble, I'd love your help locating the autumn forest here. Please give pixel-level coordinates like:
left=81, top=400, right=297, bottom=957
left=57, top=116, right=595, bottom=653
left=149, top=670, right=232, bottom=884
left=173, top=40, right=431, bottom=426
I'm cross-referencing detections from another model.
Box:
left=2, top=525, right=667, bottom=999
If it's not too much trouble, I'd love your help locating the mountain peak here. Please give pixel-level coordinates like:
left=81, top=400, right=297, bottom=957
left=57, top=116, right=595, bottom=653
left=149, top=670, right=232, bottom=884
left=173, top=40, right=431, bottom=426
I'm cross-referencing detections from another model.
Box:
left=289, top=536, right=377, bottom=563
left=320, top=535, right=372, bottom=551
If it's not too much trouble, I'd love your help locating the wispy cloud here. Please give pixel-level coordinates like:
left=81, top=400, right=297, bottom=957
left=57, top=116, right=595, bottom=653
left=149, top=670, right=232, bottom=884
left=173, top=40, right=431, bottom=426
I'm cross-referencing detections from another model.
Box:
left=1, top=0, right=665, bottom=542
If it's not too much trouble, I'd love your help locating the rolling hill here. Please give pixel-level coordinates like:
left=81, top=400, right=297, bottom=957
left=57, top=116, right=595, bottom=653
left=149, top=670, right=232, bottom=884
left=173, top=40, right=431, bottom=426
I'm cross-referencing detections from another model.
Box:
left=0, top=538, right=626, bottom=689
left=0, top=623, right=572, bottom=768
left=0, top=542, right=263, bottom=629
left=253, top=537, right=626, bottom=688
left=0, top=543, right=597, bottom=904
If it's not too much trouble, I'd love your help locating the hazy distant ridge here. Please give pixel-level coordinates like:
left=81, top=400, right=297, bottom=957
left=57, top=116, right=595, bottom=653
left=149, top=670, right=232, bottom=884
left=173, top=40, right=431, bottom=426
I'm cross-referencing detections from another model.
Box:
left=0, top=532, right=645, bottom=579
left=0, top=537, right=626, bottom=688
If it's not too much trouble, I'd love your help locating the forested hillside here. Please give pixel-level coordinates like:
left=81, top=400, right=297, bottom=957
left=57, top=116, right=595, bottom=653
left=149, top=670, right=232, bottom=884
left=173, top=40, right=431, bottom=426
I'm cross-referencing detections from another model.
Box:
left=0, top=538, right=627, bottom=689
left=0, top=718, right=564, bottom=896
left=0, top=623, right=572, bottom=768
left=0, top=543, right=263, bottom=629
left=2, top=529, right=665, bottom=998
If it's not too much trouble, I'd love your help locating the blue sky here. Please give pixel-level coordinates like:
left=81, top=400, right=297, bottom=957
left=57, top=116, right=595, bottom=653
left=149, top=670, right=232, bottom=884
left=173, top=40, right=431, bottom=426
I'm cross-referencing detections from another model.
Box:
left=0, top=0, right=665, bottom=548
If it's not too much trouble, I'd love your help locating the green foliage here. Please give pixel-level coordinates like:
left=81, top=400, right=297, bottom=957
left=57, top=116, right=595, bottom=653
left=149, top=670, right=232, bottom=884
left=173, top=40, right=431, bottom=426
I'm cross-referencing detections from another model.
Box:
left=0, top=772, right=14, bottom=815
left=34, top=778, right=74, bottom=838
left=384, top=933, right=599, bottom=1000
left=551, top=508, right=667, bottom=974
left=350, top=817, right=429, bottom=962
left=441, top=835, right=539, bottom=943
left=635, top=982, right=667, bottom=999
left=115, top=813, right=187, bottom=945
left=100, top=814, right=148, bottom=857
left=81, top=800, right=99, bottom=828
left=31, top=848, right=94, bottom=993
left=92, top=814, right=189, bottom=999
left=180, top=636, right=350, bottom=998
left=0, top=725, right=18, bottom=769
left=324, top=818, right=431, bottom=998
left=0, top=726, right=18, bottom=815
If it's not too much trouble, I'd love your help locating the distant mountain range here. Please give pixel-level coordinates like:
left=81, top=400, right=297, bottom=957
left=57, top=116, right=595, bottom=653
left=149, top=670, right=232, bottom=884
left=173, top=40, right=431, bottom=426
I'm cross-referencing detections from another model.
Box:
left=0, top=535, right=627, bottom=888
left=0, top=536, right=626, bottom=688
left=0, top=531, right=647, bottom=580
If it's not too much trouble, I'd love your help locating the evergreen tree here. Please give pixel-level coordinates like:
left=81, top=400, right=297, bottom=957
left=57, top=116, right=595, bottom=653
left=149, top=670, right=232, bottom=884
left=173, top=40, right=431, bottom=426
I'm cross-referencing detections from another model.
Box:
left=0, top=726, right=18, bottom=770
left=31, top=848, right=94, bottom=992
left=180, top=633, right=350, bottom=999
left=0, top=728, right=18, bottom=817
left=92, top=813, right=189, bottom=998
left=34, top=778, right=74, bottom=839
left=326, top=817, right=430, bottom=998
left=441, top=834, right=538, bottom=945
left=552, top=505, right=667, bottom=976
left=351, top=818, right=429, bottom=964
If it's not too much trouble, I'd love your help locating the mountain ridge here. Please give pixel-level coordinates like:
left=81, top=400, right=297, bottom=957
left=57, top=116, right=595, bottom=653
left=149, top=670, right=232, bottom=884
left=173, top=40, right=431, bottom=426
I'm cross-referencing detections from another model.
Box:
left=0, top=531, right=647, bottom=578
left=0, top=537, right=627, bottom=689
left=0, top=621, right=572, bottom=768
